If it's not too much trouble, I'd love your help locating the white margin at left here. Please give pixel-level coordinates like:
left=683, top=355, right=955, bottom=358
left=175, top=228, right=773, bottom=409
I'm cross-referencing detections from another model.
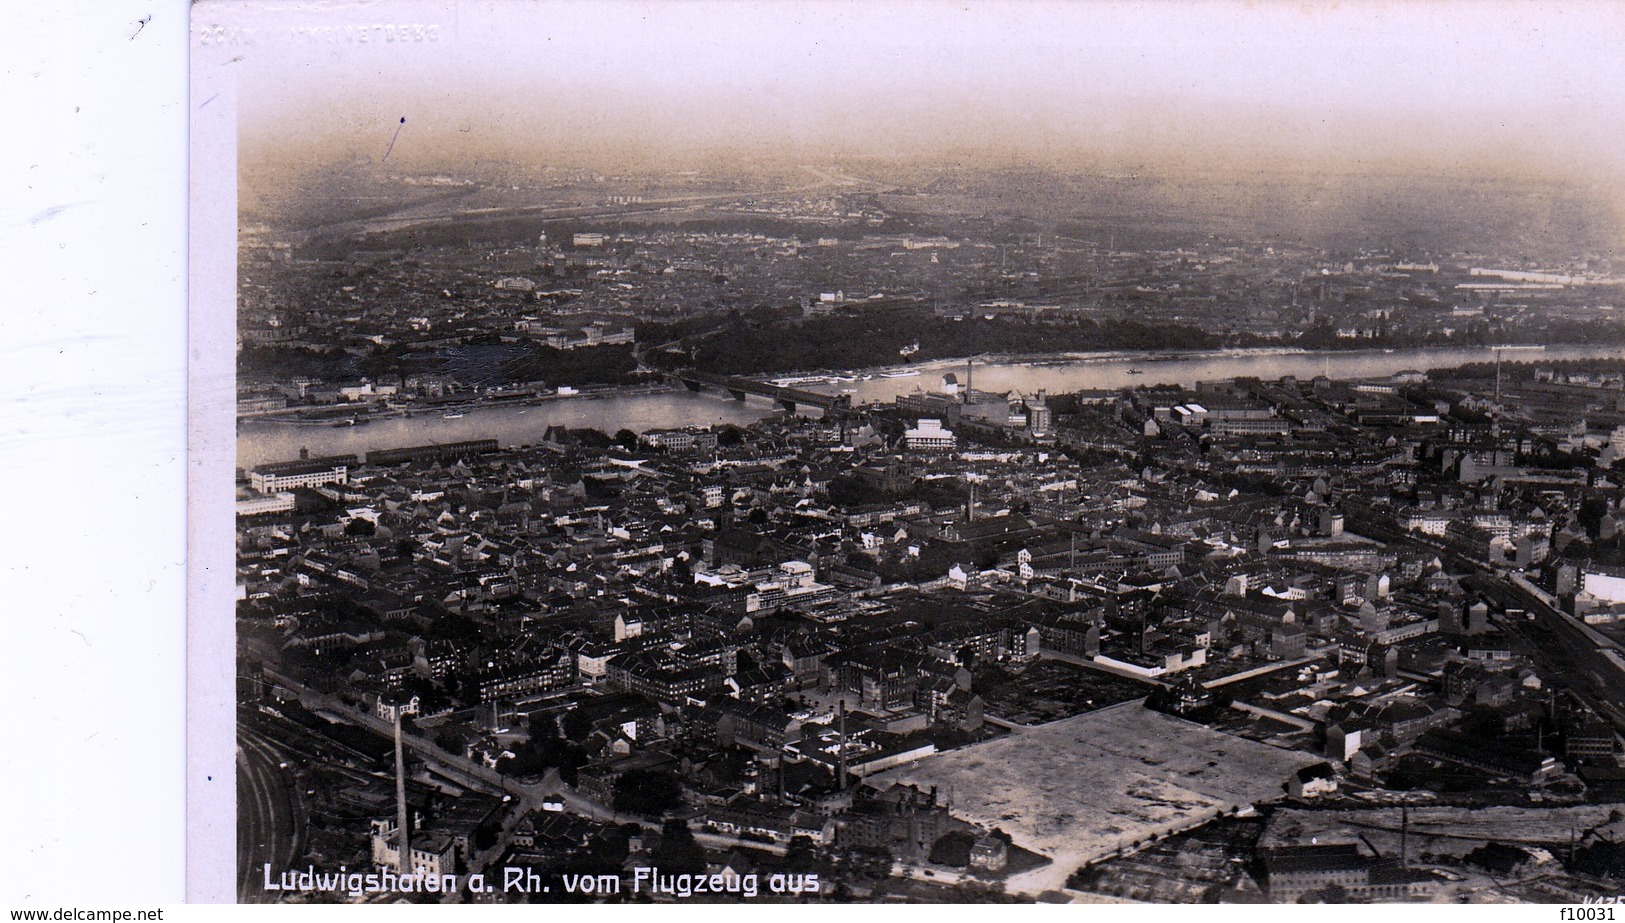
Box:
left=187, top=0, right=239, bottom=902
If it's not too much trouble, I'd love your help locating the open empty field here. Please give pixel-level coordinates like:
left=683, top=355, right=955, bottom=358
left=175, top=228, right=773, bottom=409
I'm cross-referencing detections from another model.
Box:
left=868, top=700, right=1321, bottom=894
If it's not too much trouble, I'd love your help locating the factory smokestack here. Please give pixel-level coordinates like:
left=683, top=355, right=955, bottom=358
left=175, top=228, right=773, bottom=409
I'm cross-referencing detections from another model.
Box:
left=838, top=699, right=849, bottom=790
left=393, top=709, right=411, bottom=874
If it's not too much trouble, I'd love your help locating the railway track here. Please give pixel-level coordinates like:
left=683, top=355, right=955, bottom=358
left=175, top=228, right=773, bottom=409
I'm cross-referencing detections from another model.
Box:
left=236, top=722, right=308, bottom=902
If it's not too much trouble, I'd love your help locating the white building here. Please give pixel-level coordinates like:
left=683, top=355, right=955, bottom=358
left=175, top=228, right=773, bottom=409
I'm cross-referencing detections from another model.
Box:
left=1581, top=567, right=1625, bottom=604
left=236, top=493, right=297, bottom=517
left=369, top=820, right=457, bottom=882
left=250, top=464, right=349, bottom=494
left=904, top=419, right=956, bottom=451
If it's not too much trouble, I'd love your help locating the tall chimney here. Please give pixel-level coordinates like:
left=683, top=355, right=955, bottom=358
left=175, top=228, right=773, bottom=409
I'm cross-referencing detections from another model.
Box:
left=1399, top=804, right=1408, bottom=868
left=393, top=710, right=411, bottom=875
left=837, top=699, right=849, bottom=790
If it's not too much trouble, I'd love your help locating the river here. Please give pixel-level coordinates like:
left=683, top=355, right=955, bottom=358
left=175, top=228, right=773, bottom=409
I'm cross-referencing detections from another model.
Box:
left=236, top=345, right=1621, bottom=469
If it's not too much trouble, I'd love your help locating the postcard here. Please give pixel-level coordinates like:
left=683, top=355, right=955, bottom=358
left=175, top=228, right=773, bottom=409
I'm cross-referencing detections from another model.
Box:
left=190, top=0, right=1625, bottom=905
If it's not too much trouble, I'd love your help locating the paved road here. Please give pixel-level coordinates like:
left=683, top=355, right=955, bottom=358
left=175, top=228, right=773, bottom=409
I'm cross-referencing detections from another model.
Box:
left=1229, top=700, right=1316, bottom=732
left=1036, top=649, right=1168, bottom=686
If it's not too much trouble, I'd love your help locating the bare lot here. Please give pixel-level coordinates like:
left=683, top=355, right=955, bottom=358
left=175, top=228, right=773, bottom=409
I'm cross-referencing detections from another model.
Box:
left=868, top=701, right=1320, bottom=894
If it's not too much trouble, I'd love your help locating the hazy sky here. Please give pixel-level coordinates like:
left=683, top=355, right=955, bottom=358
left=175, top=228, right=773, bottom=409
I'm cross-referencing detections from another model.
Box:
left=212, top=0, right=1625, bottom=179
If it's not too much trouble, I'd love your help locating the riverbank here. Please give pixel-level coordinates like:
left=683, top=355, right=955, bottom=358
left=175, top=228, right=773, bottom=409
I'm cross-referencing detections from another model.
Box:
left=745, top=346, right=1321, bottom=391
left=773, top=341, right=1577, bottom=391
left=850, top=345, right=1319, bottom=380
left=236, top=343, right=1625, bottom=470
left=242, top=382, right=679, bottom=425
left=242, top=343, right=1606, bottom=427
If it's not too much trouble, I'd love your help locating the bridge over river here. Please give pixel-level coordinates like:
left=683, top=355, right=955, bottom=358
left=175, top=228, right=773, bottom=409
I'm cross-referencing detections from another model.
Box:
left=670, top=369, right=853, bottom=415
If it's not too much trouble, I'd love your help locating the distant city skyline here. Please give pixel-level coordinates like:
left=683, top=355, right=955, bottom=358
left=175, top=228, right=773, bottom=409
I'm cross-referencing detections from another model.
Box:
left=229, top=0, right=1625, bottom=188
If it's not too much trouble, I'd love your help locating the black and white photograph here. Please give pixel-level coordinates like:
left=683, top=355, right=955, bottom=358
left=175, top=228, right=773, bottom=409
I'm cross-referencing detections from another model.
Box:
left=181, top=0, right=1625, bottom=907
